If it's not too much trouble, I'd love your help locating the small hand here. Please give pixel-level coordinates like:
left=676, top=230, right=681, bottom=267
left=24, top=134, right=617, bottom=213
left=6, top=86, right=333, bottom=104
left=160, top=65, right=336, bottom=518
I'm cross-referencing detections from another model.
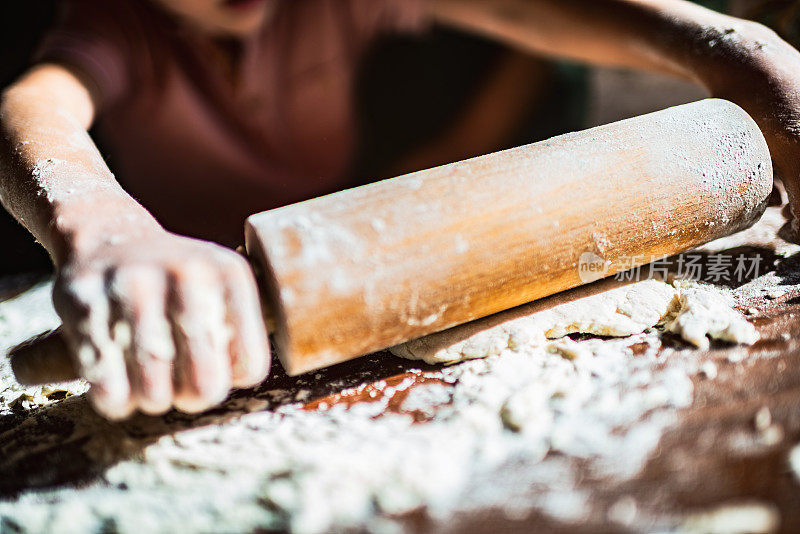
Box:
left=53, top=230, right=270, bottom=419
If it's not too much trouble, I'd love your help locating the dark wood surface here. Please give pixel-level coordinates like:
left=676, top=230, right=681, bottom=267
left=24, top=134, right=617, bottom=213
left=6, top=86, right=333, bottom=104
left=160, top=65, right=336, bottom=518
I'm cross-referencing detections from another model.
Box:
left=2, top=209, right=800, bottom=533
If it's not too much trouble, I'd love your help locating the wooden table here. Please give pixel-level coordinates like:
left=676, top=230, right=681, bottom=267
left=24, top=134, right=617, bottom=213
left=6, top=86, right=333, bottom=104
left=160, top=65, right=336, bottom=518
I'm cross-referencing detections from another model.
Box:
left=1, top=208, right=799, bottom=533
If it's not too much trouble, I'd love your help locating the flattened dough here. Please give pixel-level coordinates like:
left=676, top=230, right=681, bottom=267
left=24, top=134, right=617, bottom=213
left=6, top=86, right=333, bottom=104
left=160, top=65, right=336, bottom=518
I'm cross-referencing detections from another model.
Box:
left=391, top=278, right=758, bottom=364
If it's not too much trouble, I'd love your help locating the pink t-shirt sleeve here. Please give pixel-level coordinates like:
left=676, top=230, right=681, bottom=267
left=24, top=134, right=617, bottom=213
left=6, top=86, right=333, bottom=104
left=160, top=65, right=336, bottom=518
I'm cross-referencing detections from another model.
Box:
left=35, top=0, right=145, bottom=110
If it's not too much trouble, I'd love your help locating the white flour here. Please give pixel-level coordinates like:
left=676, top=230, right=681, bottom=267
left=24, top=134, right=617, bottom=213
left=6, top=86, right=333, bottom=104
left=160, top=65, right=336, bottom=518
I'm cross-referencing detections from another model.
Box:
left=0, top=277, right=750, bottom=534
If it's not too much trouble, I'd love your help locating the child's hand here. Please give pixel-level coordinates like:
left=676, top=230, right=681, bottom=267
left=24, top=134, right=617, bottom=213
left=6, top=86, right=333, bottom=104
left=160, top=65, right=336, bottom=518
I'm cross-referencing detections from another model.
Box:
left=52, top=229, right=270, bottom=419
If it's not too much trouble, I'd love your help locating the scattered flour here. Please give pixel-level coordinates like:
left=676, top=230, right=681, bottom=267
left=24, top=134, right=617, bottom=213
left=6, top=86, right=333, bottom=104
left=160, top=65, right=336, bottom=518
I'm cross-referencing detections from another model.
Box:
left=607, top=495, right=638, bottom=527
left=699, top=360, right=718, bottom=380
left=0, top=275, right=763, bottom=533
left=0, top=328, right=698, bottom=533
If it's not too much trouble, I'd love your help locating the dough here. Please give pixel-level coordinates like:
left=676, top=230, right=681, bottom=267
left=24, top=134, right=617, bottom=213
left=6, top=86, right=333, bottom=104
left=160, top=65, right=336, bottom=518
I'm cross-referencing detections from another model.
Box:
left=391, top=278, right=758, bottom=364
left=666, top=281, right=760, bottom=350
left=391, top=278, right=678, bottom=364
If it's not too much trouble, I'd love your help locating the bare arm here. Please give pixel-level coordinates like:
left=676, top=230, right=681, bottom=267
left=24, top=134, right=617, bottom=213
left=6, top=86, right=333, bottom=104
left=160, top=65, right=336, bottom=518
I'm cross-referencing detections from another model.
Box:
left=430, top=0, right=800, bottom=230
left=428, top=0, right=747, bottom=82
left=0, top=64, right=159, bottom=264
left=0, top=64, right=269, bottom=418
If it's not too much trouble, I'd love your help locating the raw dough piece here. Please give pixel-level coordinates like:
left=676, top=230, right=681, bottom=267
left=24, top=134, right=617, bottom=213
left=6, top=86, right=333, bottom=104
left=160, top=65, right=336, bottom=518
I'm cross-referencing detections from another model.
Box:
left=666, top=281, right=759, bottom=350
left=391, top=278, right=758, bottom=364
left=391, top=279, right=679, bottom=364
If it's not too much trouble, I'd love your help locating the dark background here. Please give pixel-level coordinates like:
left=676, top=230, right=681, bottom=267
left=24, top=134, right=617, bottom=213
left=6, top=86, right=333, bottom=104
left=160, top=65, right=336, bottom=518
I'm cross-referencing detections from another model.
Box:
left=0, top=1, right=582, bottom=276
left=0, top=2, right=57, bottom=275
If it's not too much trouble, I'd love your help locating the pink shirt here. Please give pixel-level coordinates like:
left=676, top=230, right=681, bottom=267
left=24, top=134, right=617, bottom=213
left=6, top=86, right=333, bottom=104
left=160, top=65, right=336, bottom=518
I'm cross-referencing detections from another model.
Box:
left=38, top=0, right=426, bottom=245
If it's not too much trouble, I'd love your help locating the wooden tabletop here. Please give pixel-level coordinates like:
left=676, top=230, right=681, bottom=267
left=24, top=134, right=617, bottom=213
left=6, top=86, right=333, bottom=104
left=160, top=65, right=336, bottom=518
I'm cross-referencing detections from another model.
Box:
left=1, top=208, right=799, bottom=533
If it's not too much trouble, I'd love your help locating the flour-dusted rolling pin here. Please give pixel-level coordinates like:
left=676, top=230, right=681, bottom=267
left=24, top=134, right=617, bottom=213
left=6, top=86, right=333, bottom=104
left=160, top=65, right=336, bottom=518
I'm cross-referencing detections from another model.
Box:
left=11, top=99, right=772, bottom=384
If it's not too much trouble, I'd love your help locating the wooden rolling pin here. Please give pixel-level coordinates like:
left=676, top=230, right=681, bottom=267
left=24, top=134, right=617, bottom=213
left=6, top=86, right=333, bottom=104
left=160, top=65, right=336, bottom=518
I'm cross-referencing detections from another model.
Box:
left=11, top=99, right=772, bottom=384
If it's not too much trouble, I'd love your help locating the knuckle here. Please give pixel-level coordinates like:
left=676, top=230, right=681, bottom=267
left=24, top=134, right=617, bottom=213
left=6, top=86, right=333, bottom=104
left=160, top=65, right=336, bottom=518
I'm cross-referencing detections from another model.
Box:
left=183, top=317, right=231, bottom=353
left=169, top=277, right=227, bottom=319
left=217, top=255, right=258, bottom=292
left=222, top=260, right=257, bottom=292
left=111, top=270, right=168, bottom=319
left=220, top=252, right=246, bottom=273
left=215, top=247, right=246, bottom=268
left=168, top=257, right=216, bottom=286
left=111, top=264, right=163, bottom=294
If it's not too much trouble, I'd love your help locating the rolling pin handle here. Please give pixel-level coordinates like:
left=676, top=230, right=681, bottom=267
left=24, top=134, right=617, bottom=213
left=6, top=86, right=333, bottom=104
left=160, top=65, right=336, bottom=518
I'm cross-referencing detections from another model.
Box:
left=9, top=327, right=79, bottom=385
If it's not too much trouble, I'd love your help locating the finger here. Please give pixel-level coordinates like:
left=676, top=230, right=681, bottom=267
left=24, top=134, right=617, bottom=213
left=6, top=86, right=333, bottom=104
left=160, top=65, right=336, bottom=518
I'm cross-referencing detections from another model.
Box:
left=169, top=262, right=233, bottom=413
left=220, top=256, right=270, bottom=388
left=108, top=267, right=176, bottom=415
left=55, top=272, right=133, bottom=419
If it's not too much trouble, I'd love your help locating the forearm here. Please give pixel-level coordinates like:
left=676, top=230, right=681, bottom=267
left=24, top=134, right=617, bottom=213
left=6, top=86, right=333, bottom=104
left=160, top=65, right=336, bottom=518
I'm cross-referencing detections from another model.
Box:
left=430, top=0, right=775, bottom=89
left=431, top=0, right=800, bottom=198
left=0, top=66, right=160, bottom=267
left=0, top=66, right=269, bottom=419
